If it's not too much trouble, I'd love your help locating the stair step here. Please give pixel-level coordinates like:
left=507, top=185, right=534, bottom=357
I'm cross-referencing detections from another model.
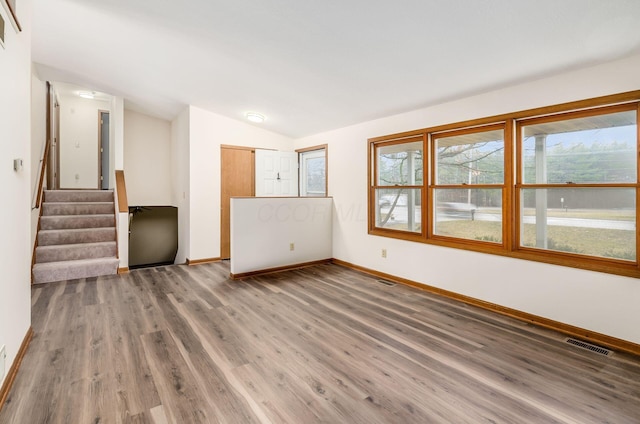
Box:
left=44, top=190, right=114, bottom=203
left=42, top=202, right=115, bottom=216
left=40, top=214, right=115, bottom=230
left=35, top=241, right=117, bottom=264
left=38, top=228, right=116, bottom=246
left=32, top=257, right=119, bottom=284
left=34, top=190, right=119, bottom=284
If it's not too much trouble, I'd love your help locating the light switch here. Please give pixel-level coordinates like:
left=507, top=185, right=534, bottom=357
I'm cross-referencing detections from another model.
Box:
left=13, top=158, right=23, bottom=171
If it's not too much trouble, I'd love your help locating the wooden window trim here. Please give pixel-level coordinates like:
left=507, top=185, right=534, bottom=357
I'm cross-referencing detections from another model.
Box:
left=296, top=144, right=328, bottom=197
left=372, top=136, right=424, bottom=187
left=429, top=123, right=507, bottom=247
left=368, top=91, right=640, bottom=278
left=514, top=102, right=636, bottom=130
left=295, top=144, right=328, bottom=154
left=514, top=103, right=638, bottom=267
left=370, top=135, right=426, bottom=236
left=368, top=90, right=640, bottom=143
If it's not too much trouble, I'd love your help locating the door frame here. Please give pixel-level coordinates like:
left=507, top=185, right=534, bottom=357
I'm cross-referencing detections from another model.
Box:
left=46, top=83, right=61, bottom=190
left=98, top=110, right=109, bottom=189
left=220, top=145, right=256, bottom=259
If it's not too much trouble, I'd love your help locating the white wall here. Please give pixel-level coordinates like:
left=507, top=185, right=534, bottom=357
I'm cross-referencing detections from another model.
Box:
left=30, top=71, right=47, bottom=250
left=230, top=197, right=333, bottom=274
left=111, top=96, right=124, bottom=183
left=186, top=106, right=293, bottom=261
left=295, top=53, right=640, bottom=345
left=0, top=0, right=32, bottom=387
left=124, top=110, right=173, bottom=205
left=170, top=108, right=190, bottom=264
left=58, top=95, right=109, bottom=188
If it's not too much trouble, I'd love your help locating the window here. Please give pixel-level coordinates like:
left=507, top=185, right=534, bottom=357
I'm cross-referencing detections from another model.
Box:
left=516, top=105, right=637, bottom=261
left=432, top=125, right=506, bottom=244
left=298, top=145, right=327, bottom=197
left=368, top=92, right=640, bottom=277
left=371, top=137, right=424, bottom=234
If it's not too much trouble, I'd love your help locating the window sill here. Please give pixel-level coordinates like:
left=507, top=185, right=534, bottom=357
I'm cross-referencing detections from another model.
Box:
left=369, top=227, right=640, bottom=278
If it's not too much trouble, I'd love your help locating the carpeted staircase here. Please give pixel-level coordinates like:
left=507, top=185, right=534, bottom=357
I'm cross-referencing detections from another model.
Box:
left=32, top=190, right=120, bottom=284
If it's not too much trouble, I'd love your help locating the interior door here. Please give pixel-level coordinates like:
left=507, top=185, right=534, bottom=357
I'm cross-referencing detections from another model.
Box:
left=254, top=149, right=278, bottom=196
left=255, top=149, right=298, bottom=196
left=277, top=151, right=298, bottom=195
left=221, top=146, right=255, bottom=259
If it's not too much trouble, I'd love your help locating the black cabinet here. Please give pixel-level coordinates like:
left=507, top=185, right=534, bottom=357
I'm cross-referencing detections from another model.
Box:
left=129, top=206, right=178, bottom=269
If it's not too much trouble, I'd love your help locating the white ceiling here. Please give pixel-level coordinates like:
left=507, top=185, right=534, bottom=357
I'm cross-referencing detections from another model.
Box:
left=53, top=82, right=112, bottom=102
left=32, top=0, right=640, bottom=138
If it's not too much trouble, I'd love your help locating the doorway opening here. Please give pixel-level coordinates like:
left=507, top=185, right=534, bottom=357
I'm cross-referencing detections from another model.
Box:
left=99, top=110, right=110, bottom=189
left=46, top=84, right=61, bottom=190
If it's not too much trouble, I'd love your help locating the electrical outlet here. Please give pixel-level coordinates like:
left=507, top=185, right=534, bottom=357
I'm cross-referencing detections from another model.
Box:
left=381, top=249, right=387, bottom=258
left=290, top=243, right=295, bottom=251
left=0, top=345, right=6, bottom=383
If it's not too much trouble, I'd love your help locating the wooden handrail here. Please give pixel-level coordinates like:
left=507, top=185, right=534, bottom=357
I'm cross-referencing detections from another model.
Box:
left=3, top=0, right=22, bottom=32
left=33, top=139, right=51, bottom=209
left=33, top=82, right=53, bottom=210
left=115, top=170, right=128, bottom=212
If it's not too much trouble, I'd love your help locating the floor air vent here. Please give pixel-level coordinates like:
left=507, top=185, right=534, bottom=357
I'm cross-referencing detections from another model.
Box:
left=565, top=338, right=612, bottom=356
left=376, top=279, right=396, bottom=287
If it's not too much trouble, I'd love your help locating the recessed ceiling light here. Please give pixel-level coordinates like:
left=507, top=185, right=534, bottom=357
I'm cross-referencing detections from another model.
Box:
left=78, top=91, right=95, bottom=99
left=245, top=112, right=266, bottom=123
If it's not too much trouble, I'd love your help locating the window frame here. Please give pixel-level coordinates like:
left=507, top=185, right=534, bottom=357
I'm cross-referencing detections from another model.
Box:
left=367, top=90, right=640, bottom=278
left=296, top=144, right=328, bottom=197
left=369, top=135, right=427, bottom=240
left=429, top=123, right=510, bottom=250
left=514, top=103, right=638, bottom=264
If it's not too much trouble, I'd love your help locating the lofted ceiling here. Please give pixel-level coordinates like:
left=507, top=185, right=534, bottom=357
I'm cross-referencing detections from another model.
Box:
left=31, top=0, right=640, bottom=138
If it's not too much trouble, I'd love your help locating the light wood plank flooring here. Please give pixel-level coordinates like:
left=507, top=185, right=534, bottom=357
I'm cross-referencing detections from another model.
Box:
left=1, top=262, right=639, bottom=423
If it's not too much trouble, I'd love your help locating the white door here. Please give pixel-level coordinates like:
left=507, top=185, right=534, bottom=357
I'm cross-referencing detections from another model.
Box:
left=255, top=149, right=298, bottom=196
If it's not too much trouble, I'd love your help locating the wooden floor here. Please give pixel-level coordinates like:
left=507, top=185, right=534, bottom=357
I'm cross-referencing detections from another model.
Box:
left=1, top=263, right=639, bottom=424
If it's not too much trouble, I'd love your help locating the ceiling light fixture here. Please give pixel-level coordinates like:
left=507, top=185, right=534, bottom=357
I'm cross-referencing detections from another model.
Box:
left=78, top=91, right=95, bottom=99
left=245, top=112, right=266, bottom=123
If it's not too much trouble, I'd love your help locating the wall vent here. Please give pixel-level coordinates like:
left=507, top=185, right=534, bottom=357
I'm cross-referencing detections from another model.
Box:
left=376, top=279, right=396, bottom=287
left=565, top=338, right=612, bottom=356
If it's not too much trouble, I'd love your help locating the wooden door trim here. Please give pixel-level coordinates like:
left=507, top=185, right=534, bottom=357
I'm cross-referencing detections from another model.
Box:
left=221, top=146, right=257, bottom=259
left=221, top=144, right=263, bottom=151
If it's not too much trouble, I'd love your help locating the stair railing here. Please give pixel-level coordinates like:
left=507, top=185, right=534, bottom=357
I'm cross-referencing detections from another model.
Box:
left=32, top=138, right=51, bottom=210
left=33, top=81, right=54, bottom=211
left=114, top=170, right=129, bottom=273
left=115, top=170, right=129, bottom=213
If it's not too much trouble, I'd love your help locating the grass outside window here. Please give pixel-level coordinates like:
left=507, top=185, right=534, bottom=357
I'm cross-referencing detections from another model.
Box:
left=368, top=92, right=640, bottom=277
